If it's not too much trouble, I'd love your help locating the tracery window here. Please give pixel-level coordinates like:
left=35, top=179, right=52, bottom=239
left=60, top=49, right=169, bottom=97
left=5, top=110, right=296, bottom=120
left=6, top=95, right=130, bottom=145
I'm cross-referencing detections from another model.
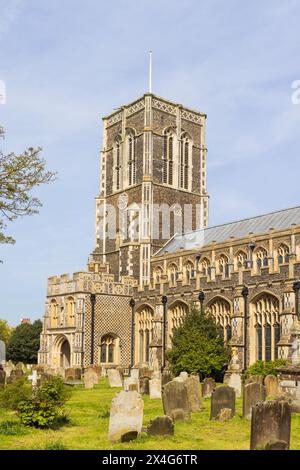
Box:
left=252, top=294, right=280, bottom=361
left=208, top=297, right=232, bottom=342
left=168, top=263, right=179, bottom=286
left=136, top=306, right=154, bottom=363
left=163, top=129, right=174, bottom=185
left=100, top=335, right=116, bottom=363
left=66, top=297, right=75, bottom=326
left=183, top=261, right=195, bottom=283
left=167, top=302, right=189, bottom=348
left=200, top=258, right=211, bottom=276
left=50, top=300, right=58, bottom=327
left=278, top=244, right=289, bottom=265
left=235, top=251, right=247, bottom=269
left=180, top=133, right=191, bottom=190
left=255, top=248, right=268, bottom=269
left=153, top=266, right=163, bottom=284
left=217, top=254, right=229, bottom=276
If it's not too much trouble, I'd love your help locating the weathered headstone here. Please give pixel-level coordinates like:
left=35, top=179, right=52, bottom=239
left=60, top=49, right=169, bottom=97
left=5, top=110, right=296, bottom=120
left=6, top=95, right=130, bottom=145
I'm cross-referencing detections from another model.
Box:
left=162, top=379, right=190, bottom=421
left=7, top=369, right=24, bottom=384
left=28, top=370, right=38, bottom=389
left=147, top=416, right=174, bottom=436
left=130, top=368, right=139, bottom=380
left=264, top=375, right=280, bottom=397
left=179, top=371, right=189, bottom=380
left=65, top=368, right=82, bottom=381
left=210, top=386, right=235, bottom=420
left=139, top=377, right=150, bottom=395
left=84, top=368, right=98, bottom=389
left=0, top=369, right=6, bottom=388
left=128, top=383, right=138, bottom=391
left=245, top=375, right=264, bottom=385
left=124, top=377, right=139, bottom=392
left=0, top=340, right=6, bottom=365
left=202, top=378, right=216, bottom=398
left=250, top=400, right=291, bottom=450
left=107, top=369, right=123, bottom=388
left=108, top=390, right=144, bottom=442
left=243, top=382, right=266, bottom=419
left=170, top=408, right=191, bottom=422
left=16, top=362, right=25, bottom=371
left=185, top=375, right=202, bottom=412
left=149, top=378, right=161, bottom=399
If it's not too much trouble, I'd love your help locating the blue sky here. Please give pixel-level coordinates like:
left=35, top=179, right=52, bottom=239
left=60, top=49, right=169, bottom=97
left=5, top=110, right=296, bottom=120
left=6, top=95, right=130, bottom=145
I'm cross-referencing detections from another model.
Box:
left=1, top=0, right=300, bottom=325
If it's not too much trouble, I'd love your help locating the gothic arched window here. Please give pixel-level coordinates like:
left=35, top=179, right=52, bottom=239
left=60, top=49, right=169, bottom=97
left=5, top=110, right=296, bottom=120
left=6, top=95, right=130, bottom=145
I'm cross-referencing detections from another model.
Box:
left=153, top=266, right=163, bottom=284
left=278, top=244, right=289, bottom=265
left=208, top=297, right=232, bottom=342
left=255, top=248, right=268, bottom=269
left=127, top=132, right=136, bottom=186
left=168, top=263, right=178, bottom=286
left=183, top=261, right=195, bottom=283
left=50, top=299, right=58, bottom=328
left=136, top=306, right=154, bottom=364
left=66, top=297, right=75, bottom=326
left=100, top=335, right=116, bottom=364
left=217, top=254, right=229, bottom=276
left=163, top=129, right=174, bottom=185
left=180, top=133, right=191, bottom=190
left=235, top=251, right=247, bottom=269
left=252, top=293, right=280, bottom=361
left=200, top=257, right=211, bottom=276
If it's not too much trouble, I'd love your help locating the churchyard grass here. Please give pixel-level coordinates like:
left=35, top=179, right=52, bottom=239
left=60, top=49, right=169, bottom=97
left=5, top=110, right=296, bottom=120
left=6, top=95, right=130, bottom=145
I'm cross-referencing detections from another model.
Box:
left=1, top=378, right=300, bottom=450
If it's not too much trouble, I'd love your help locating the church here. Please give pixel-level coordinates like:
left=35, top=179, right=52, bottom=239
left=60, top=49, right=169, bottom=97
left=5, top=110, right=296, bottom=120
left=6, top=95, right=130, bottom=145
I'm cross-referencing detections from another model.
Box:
left=38, top=92, right=300, bottom=374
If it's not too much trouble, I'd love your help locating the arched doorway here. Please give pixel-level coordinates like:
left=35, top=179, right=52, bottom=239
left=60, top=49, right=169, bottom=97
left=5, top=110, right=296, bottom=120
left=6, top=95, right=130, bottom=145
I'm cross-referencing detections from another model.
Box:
left=60, top=339, right=71, bottom=368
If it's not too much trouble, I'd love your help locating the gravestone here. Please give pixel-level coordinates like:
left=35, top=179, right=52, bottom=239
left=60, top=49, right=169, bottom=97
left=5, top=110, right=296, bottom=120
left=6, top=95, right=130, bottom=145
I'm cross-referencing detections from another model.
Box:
left=128, top=383, right=138, bottom=392
left=28, top=370, right=38, bottom=389
left=130, top=368, right=139, bottom=380
left=179, top=371, right=189, bottom=380
left=7, top=369, right=24, bottom=384
left=243, top=382, right=266, bottom=419
left=245, top=375, right=264, bottom=385
left=162, top=379, right=190, bottom=421
left=0, top=369, right=6, bottom=388
left=210, top=386, right=235, bottom=420
left=202, top=378, right=216, bottom=398
left=107, top=369, right=123, bottom=388
left=139, top=377, right=150, bottom=395
left=147, top=416, right=174, bottom=436
left=65, top=368, right=82, bottom=381
left=170, top=408, right=191, bottom=422
left=264, top=375, right=280, bottom=397
left=84, top=368, right=98, bottom=389
left=149, top=378, right=161, bottom=399
left=108, top=390, right=144, bottom=442
left=250, top=400, right=291, bottom=450
left=124, top=377, right=139, bottom=392
left=185, top=375, right=202, bottom=412
left=16, top=362, right=25, bottom=371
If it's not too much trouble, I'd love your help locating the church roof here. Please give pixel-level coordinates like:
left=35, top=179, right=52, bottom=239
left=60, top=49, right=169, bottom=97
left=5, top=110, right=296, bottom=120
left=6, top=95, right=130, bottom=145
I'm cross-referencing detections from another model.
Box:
left=155, top=205, right=300, bottom=255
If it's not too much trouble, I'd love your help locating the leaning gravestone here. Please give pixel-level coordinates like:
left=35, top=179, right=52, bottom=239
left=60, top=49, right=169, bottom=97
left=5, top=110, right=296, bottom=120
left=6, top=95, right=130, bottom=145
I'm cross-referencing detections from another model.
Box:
left=250, top=400, right=291, bottom=450
left=162, top=379, right=190, bottom=421
left=107, top=369, right=123, bottom=388
left=147, top=416, right=174, bottom=436
left=210, top=386, right=235, bottom=420
left=264, top=375, right=280, bottom=397
left=243, top=382, right=266, bottom=419
left=0, top=369, right=6, bottom=388
left=84, top=368, right=98, bottom=389
left=108, top=391, right=144, bottom=442
left=149, top=378, right=161, bottom=399
left=202, top=378, right=216, bottom=398
left=185, top=375, right=202, bottom=412
left=65, top=368, right=82, bottom=381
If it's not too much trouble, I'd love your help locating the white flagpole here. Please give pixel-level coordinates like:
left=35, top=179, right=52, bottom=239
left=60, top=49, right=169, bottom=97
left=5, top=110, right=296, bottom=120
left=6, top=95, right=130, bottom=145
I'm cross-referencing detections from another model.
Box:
left=149, top=50, right=152, bottom=93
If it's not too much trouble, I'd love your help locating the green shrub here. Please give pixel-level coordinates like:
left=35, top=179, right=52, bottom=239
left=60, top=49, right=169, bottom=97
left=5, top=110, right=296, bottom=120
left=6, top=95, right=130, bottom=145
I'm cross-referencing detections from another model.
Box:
left=246, top=359, right=287, bottom=378
left=17, top=375, right=71, bottom=429
left=0, top=420, right=27, bottom=436
left=166, top=306, right=231, bottom=380
left=0, top=377, right=31, bottom=410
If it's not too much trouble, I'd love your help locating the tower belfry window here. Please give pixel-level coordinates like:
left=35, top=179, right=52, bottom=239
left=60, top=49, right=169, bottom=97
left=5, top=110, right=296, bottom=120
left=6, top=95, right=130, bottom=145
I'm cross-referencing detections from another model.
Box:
left=128, top=134, right=136, bottom=186
left=163, top=130, right=174, bottom=185
left=180, top=133, right=191, bottom=190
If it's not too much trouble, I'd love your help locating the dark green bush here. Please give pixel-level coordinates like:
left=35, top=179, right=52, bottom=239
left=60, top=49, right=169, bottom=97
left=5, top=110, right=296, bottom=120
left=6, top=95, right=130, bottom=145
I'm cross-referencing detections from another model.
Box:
left=17, top=375, right=71, bottom=429
left=166, top=306, right=231, bottom=380
left=0, top=377, right=31, bottom=410
left=246, top=359, right=287, bottom=378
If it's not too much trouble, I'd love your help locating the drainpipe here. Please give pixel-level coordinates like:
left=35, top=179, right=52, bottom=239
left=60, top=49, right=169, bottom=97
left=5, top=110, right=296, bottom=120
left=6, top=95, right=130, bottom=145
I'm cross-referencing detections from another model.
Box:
left=242, top=287, right=249, bottom=371
left=162, top=295, right=168, bottom=369
left=129, top=298, right=136, bottom=368
left=90, top=293, right=96, bottom=365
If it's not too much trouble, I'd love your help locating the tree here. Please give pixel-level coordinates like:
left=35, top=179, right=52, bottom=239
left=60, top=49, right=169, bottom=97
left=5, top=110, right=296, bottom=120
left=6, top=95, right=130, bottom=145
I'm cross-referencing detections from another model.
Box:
left=0, top=319, right=13, bottom=345
left=166, top=306, right=231, bottom=380
left=6, top=320, right=42, bottom=364
left=0, top=128, right=56, bottom=245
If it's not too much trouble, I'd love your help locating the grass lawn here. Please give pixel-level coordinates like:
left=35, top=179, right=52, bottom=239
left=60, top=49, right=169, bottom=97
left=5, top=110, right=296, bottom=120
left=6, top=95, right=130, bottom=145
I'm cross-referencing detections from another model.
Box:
left=1, top=378, right=300, bottom=450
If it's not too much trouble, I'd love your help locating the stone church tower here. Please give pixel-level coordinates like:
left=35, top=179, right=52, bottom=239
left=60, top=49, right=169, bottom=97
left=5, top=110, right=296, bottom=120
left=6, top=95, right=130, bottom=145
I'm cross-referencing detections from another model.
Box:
left=91, top=93, right=209, bottom=285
